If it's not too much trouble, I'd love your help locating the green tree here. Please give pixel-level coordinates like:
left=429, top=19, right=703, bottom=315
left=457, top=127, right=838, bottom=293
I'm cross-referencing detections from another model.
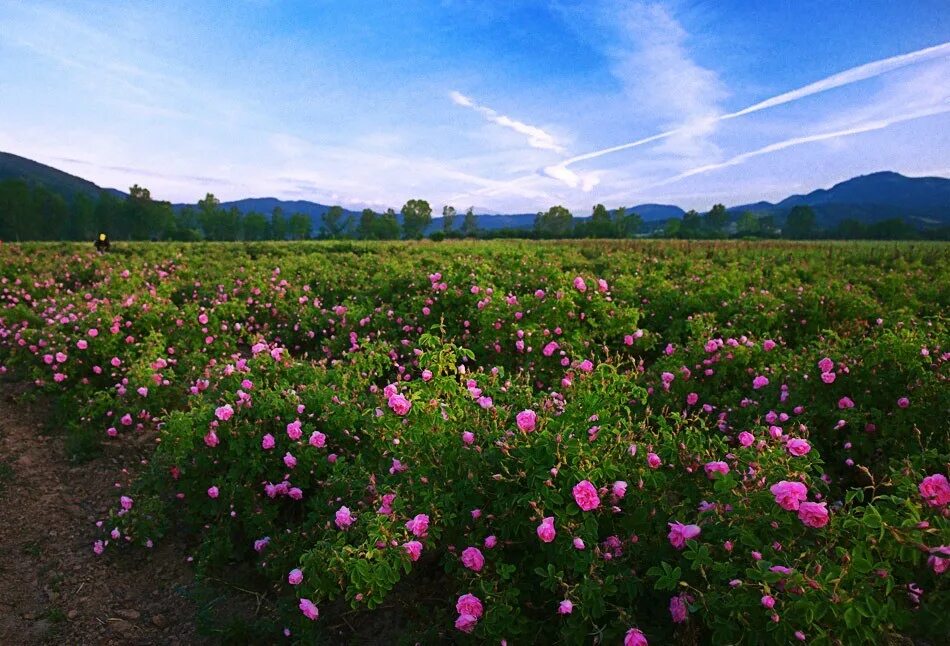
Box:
left=664, top=218, right=682, bottom=238
left=705, top=203, right=729, bottom=235
left=0, top=179, right=33, bottom=241
left=590, top=203, right=612, bottom=238
left=243, top=212, right=269, bottom=240
left=270, top=206, right=286, bottom=240
left=401, top=199, right=432, bottom=239
left=377, top=208, right=401, bottom=240
left=442, top=205, right=457, bottom=234
left=288, top=212, right=312, bottom=240
left=462, top=207, right=478, bottom=237
left=534, top=205, right=574, bottom=238
left=736, top=211, right=760, bottom=237
left=614, top=206, right=642, bottom=238
left=321, top=205, right=350, bottom=239
left=681, top=210, right=702, bottom=238
left=357, top=208, right=377, bottom=240
left=785, top=205, right=816, bottom=239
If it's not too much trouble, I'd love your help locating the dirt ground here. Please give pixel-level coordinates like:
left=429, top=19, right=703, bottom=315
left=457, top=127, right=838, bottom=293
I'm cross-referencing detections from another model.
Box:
left=0, top=384, right=206, bottom=646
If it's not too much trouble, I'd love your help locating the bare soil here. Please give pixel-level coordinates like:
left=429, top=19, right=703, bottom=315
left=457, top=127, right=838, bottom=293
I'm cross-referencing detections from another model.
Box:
left=0, top=384, right=206, bottom=645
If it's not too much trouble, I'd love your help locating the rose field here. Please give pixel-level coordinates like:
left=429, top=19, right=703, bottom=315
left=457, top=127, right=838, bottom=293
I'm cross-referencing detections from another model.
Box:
left=0, top=239, right=947, bottom=645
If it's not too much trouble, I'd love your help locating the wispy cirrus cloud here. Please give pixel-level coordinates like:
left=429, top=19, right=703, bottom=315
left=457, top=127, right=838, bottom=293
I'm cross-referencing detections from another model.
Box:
left=557, top=40, right=950, bottom=171
left=449, top=91, right=567, bottom=154
left=650, top=104, right=950, bottom=189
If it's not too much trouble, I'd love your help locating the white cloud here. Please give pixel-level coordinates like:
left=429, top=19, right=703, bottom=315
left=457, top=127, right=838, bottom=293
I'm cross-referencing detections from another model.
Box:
left=650, top=103, right=950, bottom=188
left=559, top=40, right=950, bottom=170
left=449, top=91, right=567, bottom=154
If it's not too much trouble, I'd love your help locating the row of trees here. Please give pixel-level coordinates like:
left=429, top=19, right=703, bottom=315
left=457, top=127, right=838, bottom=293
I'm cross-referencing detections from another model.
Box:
left=0, top=178, right=942, bottom=242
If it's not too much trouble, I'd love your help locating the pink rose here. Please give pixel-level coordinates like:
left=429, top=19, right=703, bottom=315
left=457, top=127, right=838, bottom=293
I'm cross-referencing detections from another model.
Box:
left=573, top=276, right=587, bottom=292
left=612, top=480, right=628, bottom=498
left=572, top=480, right=601, bottom=511
left=797, top=501, right=829, bottom=528
left=207, top=486, right=219, bottom=499
left=454, top=613, right=478, bottom=633
left=738, top=431, right=755, bottom=447
left=286, top=419, right=302, bottom=440
left=403, top=540, right=423, bottom=561
left=406, top=513, right=430, bottom=537
left=261, top=434, right=275, bottom=450
left=388, top=393, right=411, bottom=415
left=753, top=375, right=769, bottom=390
left=770, top=480, right=808, bottom=511
left=647, top=452, right=662, bottom=469
left=704, top=461, right=730, bottom=478
left=537, top=516, right=556, bottom=543
left=786, top=438, right=811, bottom=457
left=818, top=357, right=834, bottom=373
left=455, top=594, right=483, bottom=619
left=820, top=371, right=836, bottom=384
left=669, top=593, right=689, bottom=623
left=461, top=547, right=485, bottom=572
left=288, top=568, right=303, bottom=585
left=919, top=474, right=950, bottom=507
left=309, top=431, right=327, bottom=448
left=558, top=600, right=573, bottom=615
left=516, top=409, right=537, bottom=432
left=335, top=505, right=355, bottom=530
left=625, top=627, right=649, bottom=646
left=214, top=404, right=234, bottom=421
left=299, top=598, right=319, bottom=621
left=761, top=595, right=776, bottom=608
left=667, top=522, right=701, bottom=550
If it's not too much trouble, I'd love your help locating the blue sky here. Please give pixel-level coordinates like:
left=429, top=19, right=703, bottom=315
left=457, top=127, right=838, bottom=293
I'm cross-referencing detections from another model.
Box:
left=0, top=0, right=948, bottom=212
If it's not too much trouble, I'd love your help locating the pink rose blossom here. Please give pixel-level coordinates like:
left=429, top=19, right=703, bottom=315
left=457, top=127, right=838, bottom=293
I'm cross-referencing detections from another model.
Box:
left=667, top=522, right=701, bottom=550
left=919, top=474, right=950, bottom=507
left=335, top=506, right=355, bottom=529
left=624, top=627, right=649, bottom=646
left=797, top=501, right=829, bottom=528
left=388, top=393, right=411, bottom=415
left=403, top=540, right=423, bottom=561
left=558, top=600, right=573, bottom=615
left=770, top=481, right=808, bottom=511
left=406, top=514, right=430, bottom=537
left=537, top=516, right=556, bottom=543
left=572, top=480, right=601, bottom=511
left=214, top=404, right=234, bottom=421
left=516, top=409, right=537, bottom=432
left=669, top=593, right=689, bottom=623
left=299, top=598, right=319, bottom=621
left=461, top=547, right=485, bottom=572
left=786, top=438, right=811, bottom=457
left=288, top=568, right=303, bottom=585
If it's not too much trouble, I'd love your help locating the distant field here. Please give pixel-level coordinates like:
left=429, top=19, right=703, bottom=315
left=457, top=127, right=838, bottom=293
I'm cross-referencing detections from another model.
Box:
left=0, top=240, right=947, bottom=644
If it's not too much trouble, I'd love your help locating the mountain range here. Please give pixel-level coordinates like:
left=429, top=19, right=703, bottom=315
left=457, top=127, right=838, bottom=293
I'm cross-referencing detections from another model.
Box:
left=1, top=151, right=948, bottom=232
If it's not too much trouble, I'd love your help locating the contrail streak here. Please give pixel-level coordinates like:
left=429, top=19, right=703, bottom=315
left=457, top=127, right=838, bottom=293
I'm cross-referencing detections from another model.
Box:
left=647, top=104, right=950, bottom=188
left=558, top=41, right=950, bottom=169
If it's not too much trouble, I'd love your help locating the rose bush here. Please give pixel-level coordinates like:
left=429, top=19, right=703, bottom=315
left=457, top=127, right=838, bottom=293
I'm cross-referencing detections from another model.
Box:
left=0, top=240, right=946, bottom=643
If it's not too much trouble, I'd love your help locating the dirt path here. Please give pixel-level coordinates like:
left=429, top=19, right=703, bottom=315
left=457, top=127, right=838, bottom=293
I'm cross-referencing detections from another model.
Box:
left=0, top=384, right=206, bottom=645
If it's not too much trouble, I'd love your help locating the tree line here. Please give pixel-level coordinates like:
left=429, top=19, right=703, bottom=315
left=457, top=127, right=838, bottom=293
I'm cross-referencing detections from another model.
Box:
left=0, top=178, right=944, bottom=242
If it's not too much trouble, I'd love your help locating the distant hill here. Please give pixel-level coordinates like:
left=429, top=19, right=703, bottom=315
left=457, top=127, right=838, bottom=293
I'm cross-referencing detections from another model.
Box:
left=729, top=172, right=950, bottom=228
left=3, top=150, right=948, bottom=231
left=0, top=152, right=125, bottom=199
